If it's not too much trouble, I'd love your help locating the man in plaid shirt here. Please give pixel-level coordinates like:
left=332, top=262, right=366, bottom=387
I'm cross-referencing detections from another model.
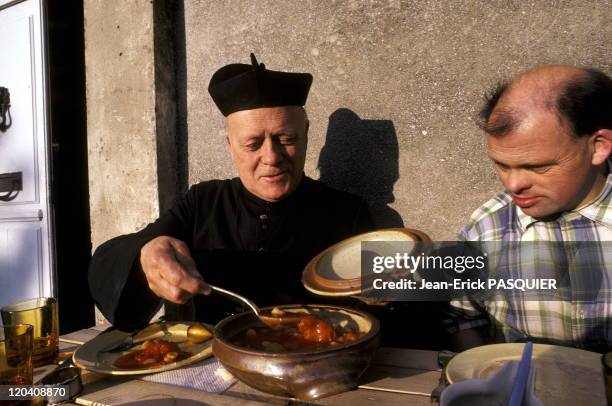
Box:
left=447, top=65, right=612, bottom=352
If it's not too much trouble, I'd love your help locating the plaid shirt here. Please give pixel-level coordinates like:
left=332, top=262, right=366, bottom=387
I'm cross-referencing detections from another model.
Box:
left=447, top=161, right=612, bottom=351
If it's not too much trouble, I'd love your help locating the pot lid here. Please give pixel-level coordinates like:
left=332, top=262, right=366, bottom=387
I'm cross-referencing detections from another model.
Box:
left=302, top=228, right=431, bottom=297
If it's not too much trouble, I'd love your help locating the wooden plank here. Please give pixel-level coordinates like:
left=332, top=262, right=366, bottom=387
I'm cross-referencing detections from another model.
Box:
left=90, top=323, right=111, bottom=332
left=59, top=342, right=80, bottom=353
left=225, top=381, right=433, bottom=406
left=371, top=347, right=439, bottom=371
left=358, top=364, right=439, bottom=395
left=318, top=389, right=433, bottom=406
left=60, top=329, right=442, bottom=405
left=60, top=328, right=102, bottom=345
left=73, top=379, right=280, bottom=406
left=71, top=372, right=435, bottom=406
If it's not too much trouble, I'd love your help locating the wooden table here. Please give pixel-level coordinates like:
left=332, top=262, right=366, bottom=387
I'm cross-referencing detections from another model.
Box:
left=42, top=325, right=442, bottom=405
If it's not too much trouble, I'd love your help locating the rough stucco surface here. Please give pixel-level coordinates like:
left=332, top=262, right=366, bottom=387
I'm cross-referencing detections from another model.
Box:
left=84, top=1, right=158, bottom=249
left=184, top=0, right=611, bottom=240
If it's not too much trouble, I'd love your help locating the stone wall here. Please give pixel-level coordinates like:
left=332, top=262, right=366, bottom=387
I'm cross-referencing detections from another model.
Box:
left=183, top=0, right=612, bottom=239
left=84, top=0, right=176, bottom=323
left=84, top=1, right=159, bottom=249
left=83, top=0, right=612, bottom=245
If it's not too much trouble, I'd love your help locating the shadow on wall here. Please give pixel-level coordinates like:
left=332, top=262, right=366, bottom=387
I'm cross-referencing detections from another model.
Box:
left=318, top=108, right=404, bottom=228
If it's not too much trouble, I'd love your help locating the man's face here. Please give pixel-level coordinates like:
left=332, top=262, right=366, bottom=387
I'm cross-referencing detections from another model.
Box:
left=486, top=110, right=599, bottom=218
left=226, top=106, right=308, bottom=202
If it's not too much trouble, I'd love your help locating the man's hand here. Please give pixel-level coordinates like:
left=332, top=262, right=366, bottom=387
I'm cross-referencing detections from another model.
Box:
left=139, top=236, right=211, bottom=304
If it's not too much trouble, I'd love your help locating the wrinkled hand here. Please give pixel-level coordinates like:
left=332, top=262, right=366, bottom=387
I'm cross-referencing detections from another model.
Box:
left=139, top=236, right=211, bottom=304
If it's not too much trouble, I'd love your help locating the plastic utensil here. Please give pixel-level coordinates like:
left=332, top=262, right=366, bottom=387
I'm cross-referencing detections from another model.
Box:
left=440, top=358, right=543, bottom=406
left=509, top=341, right=533, bottom=406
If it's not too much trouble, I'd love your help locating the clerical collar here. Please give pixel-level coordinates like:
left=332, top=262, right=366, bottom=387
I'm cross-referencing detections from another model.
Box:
left=238, top=175, right=307, bottom=213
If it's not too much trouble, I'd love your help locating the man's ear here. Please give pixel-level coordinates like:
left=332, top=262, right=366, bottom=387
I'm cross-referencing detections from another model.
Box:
left=226, top=134, right=237, bottom=163
left=303, top=119, right=309, bottom=151
left=591, top=129, right=612, bottom=166
left=225, top=117, right=233, bottom=147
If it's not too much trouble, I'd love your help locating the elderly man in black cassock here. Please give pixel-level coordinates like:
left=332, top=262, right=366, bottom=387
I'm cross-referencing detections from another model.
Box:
left=88, top=54, right=373, bottom=331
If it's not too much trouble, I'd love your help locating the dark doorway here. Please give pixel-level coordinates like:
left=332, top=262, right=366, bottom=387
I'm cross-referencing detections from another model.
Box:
left=46, top=0, right=94, bottom=333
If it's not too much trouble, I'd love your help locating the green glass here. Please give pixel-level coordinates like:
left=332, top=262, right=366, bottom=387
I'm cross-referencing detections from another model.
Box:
left=1, top=298, right=58, bottom=366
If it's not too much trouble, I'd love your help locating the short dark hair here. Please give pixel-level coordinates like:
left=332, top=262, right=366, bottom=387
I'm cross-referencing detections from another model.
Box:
left=478, top=82, right=517, bottom=136
left=557, top=68, right=612, bottom=137
left=479, top=68, right=612, bottom=138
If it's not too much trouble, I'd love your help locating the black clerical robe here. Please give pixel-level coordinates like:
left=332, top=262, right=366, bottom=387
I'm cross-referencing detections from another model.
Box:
left=88, top=176, right=373, bottom=331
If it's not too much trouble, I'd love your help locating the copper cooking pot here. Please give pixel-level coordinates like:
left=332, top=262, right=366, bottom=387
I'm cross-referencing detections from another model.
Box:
left=213, top=304, right=380, bottom=400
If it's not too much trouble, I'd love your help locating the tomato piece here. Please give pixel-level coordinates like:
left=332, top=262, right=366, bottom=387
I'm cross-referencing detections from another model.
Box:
left=158, top=341, right=179, bottom=355
left=297, top=316, right=337, bottom=343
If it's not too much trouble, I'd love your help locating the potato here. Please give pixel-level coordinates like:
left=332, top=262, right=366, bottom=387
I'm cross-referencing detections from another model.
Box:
left=163, top=351, right=179, bottom=363
left=271, top=307, right=285, bottom=316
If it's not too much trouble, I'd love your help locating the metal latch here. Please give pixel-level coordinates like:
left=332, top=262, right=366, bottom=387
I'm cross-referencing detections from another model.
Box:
left=0, top=87, right=11, bottom=132
left=0, top=172, right=22, bottom=202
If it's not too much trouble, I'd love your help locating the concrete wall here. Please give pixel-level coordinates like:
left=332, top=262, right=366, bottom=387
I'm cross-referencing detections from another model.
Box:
left=85, top=0, right=186, bottom=323
left=184, top=0, right=612, bottom=239
left=84, top=1, right=159, bottom=249
left=84, top=1, right=182, bottom=249
left=83, top=0, right=612, bottom=243
left=84, top=1, right=161, bottom=324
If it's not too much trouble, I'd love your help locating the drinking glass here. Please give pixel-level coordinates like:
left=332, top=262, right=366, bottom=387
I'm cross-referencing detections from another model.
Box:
left=602, top=351, right=612, bottom=406
left=0, top=324, right=33, bottom=406
left=1, top=298, right=58, bottom=366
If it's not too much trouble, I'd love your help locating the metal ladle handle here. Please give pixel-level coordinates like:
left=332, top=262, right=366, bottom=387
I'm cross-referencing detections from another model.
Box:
left=209, top=284, right=260, bottom=316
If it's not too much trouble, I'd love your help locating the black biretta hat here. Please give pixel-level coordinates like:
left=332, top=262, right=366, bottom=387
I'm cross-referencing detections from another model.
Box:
left=208, top=53, right=313, bottom=116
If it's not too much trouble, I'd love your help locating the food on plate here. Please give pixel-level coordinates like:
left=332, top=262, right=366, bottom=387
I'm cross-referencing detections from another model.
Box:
left=231, top=314, right=362, bottom=352
left=186, top=323, right=213, bottom=343
left=113, top=339, right=193, bottom=369
left=270, top=307, right=285, bottom=316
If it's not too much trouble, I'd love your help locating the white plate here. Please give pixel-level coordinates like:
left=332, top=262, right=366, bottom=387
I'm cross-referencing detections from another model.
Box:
left=73, top=322, right=213, bottom=375
left=446, top=343, right=606, bottom=405
left=302, top=228, right=431, bottom=296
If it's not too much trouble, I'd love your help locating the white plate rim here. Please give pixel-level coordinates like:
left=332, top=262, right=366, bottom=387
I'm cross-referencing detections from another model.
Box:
left=445, top=342, right=602, bottom=384
left=302, top=228, right=431, bottom=297
left=72, top=322, right=213, bottom=375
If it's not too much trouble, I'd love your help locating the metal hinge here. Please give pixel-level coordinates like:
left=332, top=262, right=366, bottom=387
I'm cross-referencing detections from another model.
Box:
left=0, top=172, right=22, bottom=202
left=0, top=86, right=12, bottom=132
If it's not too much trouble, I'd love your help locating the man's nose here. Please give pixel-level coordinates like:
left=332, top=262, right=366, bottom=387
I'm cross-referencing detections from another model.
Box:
left=503, top=170, right=531, bottom=194
left=261, top=138, right=283, bottom=165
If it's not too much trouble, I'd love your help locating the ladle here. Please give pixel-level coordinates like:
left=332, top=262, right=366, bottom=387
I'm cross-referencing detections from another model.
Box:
left=209, top=284, right=306, bottom=327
